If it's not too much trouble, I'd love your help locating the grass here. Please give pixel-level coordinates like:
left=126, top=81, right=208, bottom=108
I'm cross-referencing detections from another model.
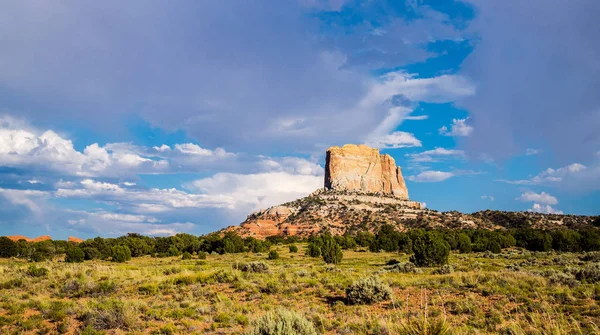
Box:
left=0, top=245, right=599, bottom=334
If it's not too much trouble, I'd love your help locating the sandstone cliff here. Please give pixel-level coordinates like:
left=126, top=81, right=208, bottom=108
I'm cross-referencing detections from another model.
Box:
left=325, top=144, right=409, bottom=199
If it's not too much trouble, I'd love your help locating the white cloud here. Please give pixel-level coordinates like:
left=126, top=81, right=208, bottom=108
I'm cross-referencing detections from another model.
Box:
left=365, top=131, right=422, bottom=149
left=186, top=172, right=323, bottom=212
left=408, top=171, right=454, bottom=182
left=525, top=148, right=542, bottom=156
left=403, top=115, right=428, bottom=121
left=406, top=147, right=465, bottom=163
left=439, top=118, right=473, bottom=137
left=481, top=195, right=495, bottom=201
left=516, top=191, right=558, bottom=205
left=499, top=162, right=600, bottom=191
left=528, top=203, right=563, bottom=215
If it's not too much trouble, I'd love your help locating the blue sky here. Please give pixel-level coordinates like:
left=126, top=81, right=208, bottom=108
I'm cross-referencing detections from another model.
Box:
left=0, top=0, right=598, bottom=239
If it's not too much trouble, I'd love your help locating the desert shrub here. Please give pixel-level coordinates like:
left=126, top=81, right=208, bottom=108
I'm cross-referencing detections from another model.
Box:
left=380, top=262, right=421, bottom=274
left=213, top=269, right=238, bottom=283
left=65, top=247, right=85, bottom=263
left=26, top=264, right=49, bottom=277
left=197, top=251, right=208, bottom=259
left=138, top=283, right=159, bottom=295
left=573, top=263, right=600, bottom=283
left=410, top=231, right=450, bottom=267
left=1, top=277, right=24, bottom=289
left=288, top=245, right=298, bottom=253
left=399, top=316, right=450, bottom=335
left=346, top=276, right=393, bottom=305
left=246, top=308, right=317, bottom=335
left=432, top=264, right=453, bottom=275
left=82, top=299, right=137, bottom=330
left=181, top=252, right=192, bottom=260
left=543, top=269, right=579, bottom=287
left=260, top=280, right=280, bottom=294
left=110, top=245, right=132, bottom=263
left=267, top=250, right=280, bottom=260
left=234, top=261, right=270, bottom=273
left=306, top=243, right=321, bottom=257
left=321, top=234, right=343, bottom=265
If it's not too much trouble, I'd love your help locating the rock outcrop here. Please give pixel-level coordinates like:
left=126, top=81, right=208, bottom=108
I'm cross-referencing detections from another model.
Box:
left=6, top=235, right=52, bottom=242
left=324, top=144, right=409, bottom=199
left=68, top=236, right=84, bottom=243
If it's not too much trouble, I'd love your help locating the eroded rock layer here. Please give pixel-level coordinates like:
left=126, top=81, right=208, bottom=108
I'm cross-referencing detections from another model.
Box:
left=324, top=144, right=409, bottom=199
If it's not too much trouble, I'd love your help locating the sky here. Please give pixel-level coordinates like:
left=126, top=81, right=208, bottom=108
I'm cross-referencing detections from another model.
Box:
left=0, top=0, right=598, bottom=239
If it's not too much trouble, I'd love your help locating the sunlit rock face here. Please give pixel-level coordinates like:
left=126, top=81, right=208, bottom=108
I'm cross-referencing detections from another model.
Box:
left=324, top=144, right=409, bottom=199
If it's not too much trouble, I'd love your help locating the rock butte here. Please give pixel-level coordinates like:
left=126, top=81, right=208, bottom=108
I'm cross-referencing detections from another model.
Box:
left=325, top=144, right=409, bottom=199
left=228, top=144, right=424, bottom=239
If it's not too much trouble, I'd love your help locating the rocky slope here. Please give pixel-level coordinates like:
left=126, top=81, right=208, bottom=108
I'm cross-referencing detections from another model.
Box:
left=227, top=143, right=598, bottom=239
left=227, top=190, right=598, bottom=239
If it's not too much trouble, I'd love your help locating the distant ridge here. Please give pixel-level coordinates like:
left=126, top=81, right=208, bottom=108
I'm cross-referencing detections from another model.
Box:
left=4, top=235, right=84, bottom=243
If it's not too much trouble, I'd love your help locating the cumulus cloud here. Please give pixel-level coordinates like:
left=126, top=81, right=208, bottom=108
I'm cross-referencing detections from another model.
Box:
left=499, top=162, right=600, bottom=191
left=516, top=191, right=558, bottom=205
left=185, top=172, right=323, bottom=212
left=481, top=195, right=494, bottom=201
left=439, top=118, right=473, bottom=137
left=528, top=204, right=563, bottom=215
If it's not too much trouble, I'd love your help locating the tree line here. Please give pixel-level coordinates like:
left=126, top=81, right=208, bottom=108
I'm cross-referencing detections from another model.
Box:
left=1, top=225, right=600, bottom=265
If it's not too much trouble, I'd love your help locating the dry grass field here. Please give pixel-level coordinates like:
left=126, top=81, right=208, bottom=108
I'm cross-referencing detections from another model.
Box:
left=1, top=244, right=600, bottom=334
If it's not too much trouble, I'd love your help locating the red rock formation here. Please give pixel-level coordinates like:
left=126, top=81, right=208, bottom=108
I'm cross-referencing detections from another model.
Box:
left=68, top=236, right=84, bottom=243
left=6, top=235, right=52, bottom=242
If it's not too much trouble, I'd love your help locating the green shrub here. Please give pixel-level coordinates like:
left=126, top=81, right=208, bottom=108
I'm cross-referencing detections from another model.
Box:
left=246, top=308, right=317, bottom=335
left=26, top=264, right=49, bottom=277
left=234, top=261, right=270, bottom=273
left=197, top=251, right=208, bottom=259
left=267, top=250, right=280, bottom=260
left=321, top=234, right=343, bottom=265
left=288, top=245, right=298, bottom=253
left=110, top=245, right=132, bottom=263
left=457, top=233, right=472, bottom=253
left=181, top=252, right=192, bottom=260
left=65, top=247, right=85, bottom=263
left=410, top=232, right=450, bottom=267
left=306, top=243, right=321, bottom=257
left=573, top=264, right=600, bottom=283
left=432, top=264, right=453, bottom=275
left=346, top=276, right=393, bottom=305
left=380, top=262, right=421, bottom=274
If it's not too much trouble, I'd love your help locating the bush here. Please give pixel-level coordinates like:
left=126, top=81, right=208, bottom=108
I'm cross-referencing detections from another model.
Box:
left=181, top=252, right=192, bottom=260
left=380, top=262, right=421, bottom=274
left=234, top=261, right=270, bottom=273
left=321, top=234, right=343, bottom=265
left=410, top=232, right=450, bottom=267
left=306, top=243, right=321, bottom=258
left=573, top=264, right=600, bottom=283
left=246, top=308, right=317, bottom=335
left=26, top=264, right=49, bottom=277
left=267, top=250, right=280, bottom=260
left=0, top=236, right=18, bottom=258
left=197, top=251, right=208, bottom=259
left=346, top=276, right=393, bottom=305
left=83, top=299, right=137, bottom=330
left=110, top=245, right=132, bottom=263
left=457, top=233, right=472, bottom=253
left=432, top=264, right=454, bottom=275
left=65, top=247, right=85, bottom=263
left=288, top=245, right=298, bottom=253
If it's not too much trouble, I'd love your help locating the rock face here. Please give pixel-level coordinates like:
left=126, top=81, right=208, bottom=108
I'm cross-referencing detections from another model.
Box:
left=324, top=144, right=409, bottom=199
